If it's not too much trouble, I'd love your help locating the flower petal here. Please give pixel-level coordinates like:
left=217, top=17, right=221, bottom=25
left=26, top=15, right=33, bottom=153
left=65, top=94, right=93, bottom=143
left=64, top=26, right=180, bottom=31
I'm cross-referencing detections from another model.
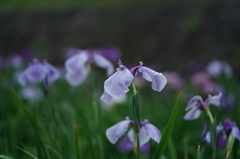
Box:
left=18, top=71, right=28, bottom=86
left=231, top=126, right=240, bottom=141
left=65, top=51, right=89, bottom=72
left=93, top=53, right=114, bottom=76
left=206, top=92, right=222, bottom=106
left=206, top=132, right=211, bottom=143
left=185, top=95, right=203, bottom=111
left=184, top=107, right=202, bottom=120
left=138, top=66, right=167, bottom=92
left=144, top=123, right=161, bottom=144
left=117, top=136, right=133, bottom=152
left=216, top=132, right=227, bottom=149
left=104, top=67, right=134, bottom=98
left=127, top=128, right=134, bottom=143
left=43, top=61, right=60, bottom=84
left=65, top=66, right=88, bottom=86
left=100, top=91, right=113, bottom=103
left=139, top=127, right=151, bottom=146
left=106, top=120, right=131, bottom=144
left=25, top=63, right=48, bottom=83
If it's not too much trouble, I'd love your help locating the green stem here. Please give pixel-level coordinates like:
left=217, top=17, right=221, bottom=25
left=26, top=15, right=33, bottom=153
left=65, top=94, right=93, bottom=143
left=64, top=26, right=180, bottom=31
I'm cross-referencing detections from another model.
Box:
left=132, top=82, right=140, bottom=159
left=198, top=101, right=214, bottom=125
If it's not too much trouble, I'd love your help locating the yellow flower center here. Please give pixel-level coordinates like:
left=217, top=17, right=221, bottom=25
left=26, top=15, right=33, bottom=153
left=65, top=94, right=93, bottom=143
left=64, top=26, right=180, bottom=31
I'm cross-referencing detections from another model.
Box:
left=119, top=70, right=124, bottom=74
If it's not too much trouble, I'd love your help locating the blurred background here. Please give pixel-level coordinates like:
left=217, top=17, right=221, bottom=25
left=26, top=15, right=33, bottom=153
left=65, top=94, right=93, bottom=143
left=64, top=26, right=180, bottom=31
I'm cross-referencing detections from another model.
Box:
left=1, top=0, right=240, bottom=76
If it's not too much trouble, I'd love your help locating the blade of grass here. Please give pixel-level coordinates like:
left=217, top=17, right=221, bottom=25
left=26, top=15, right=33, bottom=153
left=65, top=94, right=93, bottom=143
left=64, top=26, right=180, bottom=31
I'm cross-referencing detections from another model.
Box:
left=12, top=88, right=48, bottom=159
left=226, top=134, right=235, bottom=159
left=0, top=155, right=13, bottom=159
left=153, top=91, right=182, bottom=159
left=16, top=147, right=38, bottom=159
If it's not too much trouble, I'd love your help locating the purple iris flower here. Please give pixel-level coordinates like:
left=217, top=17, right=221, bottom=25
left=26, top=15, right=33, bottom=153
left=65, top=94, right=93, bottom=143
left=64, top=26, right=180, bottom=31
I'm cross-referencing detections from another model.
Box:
left=117, top=136, right=150, bottom=153
left=65, top=50, right=114, bottom=86
left=106, top=117, right=161, bottom=147
left=184, top=93, right=222, bottom=120
left=101, top=60, right=167, bottom=103
left=18, top=59, right=60, bottom=86
left=206, top=119, right=240, bottom=149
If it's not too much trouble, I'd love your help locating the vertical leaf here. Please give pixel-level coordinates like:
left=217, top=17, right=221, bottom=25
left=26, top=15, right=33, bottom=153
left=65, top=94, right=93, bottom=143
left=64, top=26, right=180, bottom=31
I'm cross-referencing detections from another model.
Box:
left=153, top=92, right=182, bottom=159
left=73, top=125, right=82, bottom=159
left=226, top=134, right=235, bottom=159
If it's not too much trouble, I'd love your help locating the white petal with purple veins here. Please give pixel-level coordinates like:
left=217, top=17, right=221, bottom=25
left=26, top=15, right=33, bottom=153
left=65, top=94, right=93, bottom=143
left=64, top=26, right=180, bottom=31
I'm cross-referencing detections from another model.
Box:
left=106, top=120, right=131, bottom=144
left=184, top=107, right=202, bottom=120
left=138, top=66, right=167, bottom=92
left=104, top=68, right=134, bottom=98
left=93, top=53, right=114, bottom=76
left=100, top=91, right=114, bottom=103
left=144, top=123, right=161, bottom=143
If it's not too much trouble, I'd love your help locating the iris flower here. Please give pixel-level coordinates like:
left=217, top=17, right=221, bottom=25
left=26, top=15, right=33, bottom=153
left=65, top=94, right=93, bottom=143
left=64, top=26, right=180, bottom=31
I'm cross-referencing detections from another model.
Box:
left=18, top=59, right=60, bottom=87
left=184, top=93, right=222, bottom=120
left=206, top=119, right=240, bottom=149
left=106, top=117, right=161, bottom=147
left=65, top=50, right=114, bottom=86
left=101, top=60, right=167, bottom=103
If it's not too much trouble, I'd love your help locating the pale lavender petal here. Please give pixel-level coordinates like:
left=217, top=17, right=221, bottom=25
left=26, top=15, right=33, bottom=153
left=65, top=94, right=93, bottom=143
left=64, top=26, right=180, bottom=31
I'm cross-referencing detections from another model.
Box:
left=231, top=126, right=240, bottom=141
left=141, top=143, right=150, bottom=153
left=207, top=93, right=222, bottom=106
left=20, top=85, right=44, bottom=102
left=206, top=60, right=223, bottom=78
left=65, top=66, right=88, bottom=86
left=216, top=123, right=224, bottom=133
left=93, top=53, right=114, bottom=76
left=206, top=132, right=211, bottom=143
left=18, top=71, right=28, bottom=86
left=144, top=124, right=161, bottom=144
left=184, top=107, right=202, bottom=120
left=25, top=64, right=48, bottom=83
left=104, top=67, right=134, bottom=98
left=138, top=66, right=167, bottom=92
left=100, top=91, right=113, bottom=103
left=65, top=51, right=89, bottom=72
left=127, top=128, right=134, bottom=143
left=43, top=61, right=60, bottom=83
left=185, top=95, right=203, bottom=111
left=106, top=120, right=131, bottom=144
left=139, top=127, right=151, bottom=146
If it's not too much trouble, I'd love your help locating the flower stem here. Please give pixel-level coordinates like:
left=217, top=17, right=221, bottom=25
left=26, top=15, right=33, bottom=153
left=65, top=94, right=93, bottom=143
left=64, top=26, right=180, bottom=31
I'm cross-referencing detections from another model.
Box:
left=132, top=82, right=141, bottom=159
left=198, top=100, right=214, bottom=125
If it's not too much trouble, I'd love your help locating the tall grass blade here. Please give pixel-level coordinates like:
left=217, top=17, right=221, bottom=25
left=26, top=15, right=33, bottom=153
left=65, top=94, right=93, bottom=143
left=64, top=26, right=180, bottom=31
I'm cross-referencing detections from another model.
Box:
left=153, top=92, right=182, bottom=159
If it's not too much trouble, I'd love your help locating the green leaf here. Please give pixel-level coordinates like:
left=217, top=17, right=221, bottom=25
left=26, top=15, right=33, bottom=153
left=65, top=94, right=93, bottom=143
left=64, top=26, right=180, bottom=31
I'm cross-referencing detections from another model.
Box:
left=0, top=155, right=13, bottom=159
left=231, top=139, right=239, bottom=159
left=73, top=125, right=82, bottom=159
left=226, top=134, right=235, bottom=159
left=16, top=147, right=38, bottom=159
left=153, top=92, right=182, bottom=159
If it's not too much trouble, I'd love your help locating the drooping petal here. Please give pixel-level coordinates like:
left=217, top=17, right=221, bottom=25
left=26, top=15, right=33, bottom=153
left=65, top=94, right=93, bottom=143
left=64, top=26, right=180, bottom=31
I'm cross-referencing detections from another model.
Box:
left=25, top=63, right=48, bottom=83
left=106, top=120, right=131, bottom=144
left=20, top=85, right=44, bottom=102
left=43, top=60, right=60, bottom=84
left=139, top=127, right=151, bottom=146
left=103, top=66, right=134, bottom=98
left=185, top=95, right=203, bottom=111
left=138, top=66, right=167, bottom=92
left=206, top=93, right=222, bottom=106
left=184, top=107, right=202, bottom=120
left=231, top=126, right=240, bottom=141
left=117, top=136, right=133, bottom=152
left=65, top=51, right=89, bottom=72
left=92, top=53, right=114, bottom=76
left=144, top=123, right=161, bottom=144
left=100, top=91, right=113, bottom=103
left=65, top=65, right=88, bottom=86
left=216, top=132, right=227, bottom=149
left=206, top=132, right=211, bottom=143
left=18, top=71, right=28, bottom=86
left=216, top=123, right=224, bottom=133
left=127, top=128, right=134, bottom=143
